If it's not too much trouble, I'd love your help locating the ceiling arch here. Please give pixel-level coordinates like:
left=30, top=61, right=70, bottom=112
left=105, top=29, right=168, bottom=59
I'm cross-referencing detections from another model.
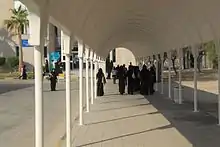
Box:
left=20, top=0, right=220, bottom=57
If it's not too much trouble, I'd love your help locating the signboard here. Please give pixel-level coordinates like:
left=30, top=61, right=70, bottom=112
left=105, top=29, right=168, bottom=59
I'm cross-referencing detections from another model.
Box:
left=22, top=39, right=30, bottom=47
left=50, top=51, right=61, bottom=61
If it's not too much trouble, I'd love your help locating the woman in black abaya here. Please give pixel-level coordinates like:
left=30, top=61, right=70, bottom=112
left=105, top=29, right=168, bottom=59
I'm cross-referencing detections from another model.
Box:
left=118, top=66, right=126, bottom=95
left=96, top=68, right=106, bottom=96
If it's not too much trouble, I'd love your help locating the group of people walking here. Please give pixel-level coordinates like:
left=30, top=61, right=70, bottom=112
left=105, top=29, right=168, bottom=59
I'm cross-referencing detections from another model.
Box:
left=96, top=62, right=157, bottom=97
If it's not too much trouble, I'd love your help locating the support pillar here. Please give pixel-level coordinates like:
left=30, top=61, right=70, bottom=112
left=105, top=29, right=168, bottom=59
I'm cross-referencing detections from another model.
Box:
left=85, top=48, right=90, bottom=112
left=103, top=58, right=106, bottom=78
left=168, top=51, right=172, bottom=98
left=178, top=48, right=183, bottom=104
left=155, top=59, right=159, bottom=91
left=161, top=55, right=164, bottom=94
left=90, top=51, right=94, bottom=104
left=192, top=45, right=198, bottom=112
left=65, top=54, right=71, bottom=147
left=35, top=3, right=49, bottom=147
left=215, top=40, right=220, bottom=125
left=94, top=54, right=98, bottom=99
left=63, top=33, right=72, bottom=147
left=78, top=41, right=84, bottom=125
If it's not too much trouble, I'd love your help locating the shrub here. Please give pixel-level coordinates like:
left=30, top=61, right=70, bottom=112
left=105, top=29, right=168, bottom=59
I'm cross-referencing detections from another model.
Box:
left=6, top=57, right=19, bottom=69
left=0, top=57, right=6, bottom=66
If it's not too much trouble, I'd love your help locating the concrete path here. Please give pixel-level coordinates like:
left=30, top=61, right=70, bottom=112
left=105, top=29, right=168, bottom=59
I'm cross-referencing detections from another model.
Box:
left=0, top=80, right=80, bottom=147
left=162, top=80, right=219, bottom=118
left=71, top=82, right=210, bottom=147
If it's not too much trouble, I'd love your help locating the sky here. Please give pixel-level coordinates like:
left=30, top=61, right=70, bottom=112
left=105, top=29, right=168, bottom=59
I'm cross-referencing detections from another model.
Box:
left=14, top=0, right=28, bottom=10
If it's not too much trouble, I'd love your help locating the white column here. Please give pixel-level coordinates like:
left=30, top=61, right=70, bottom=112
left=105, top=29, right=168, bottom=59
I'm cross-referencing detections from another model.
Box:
left=215, top=40, right=220, bottom=125
left=178, top=48, right=183, bottom=104
left=168, top=51, right=172, bottom=99
left=161, top=55, right=164, bottom=94
left=90, top=51, right=94, bottom=104
left=63, top=34, right=71, bottom=147
left=155, top=59, right=159, bottom=91
left=85, top=48, right=90, bottom=112
left=192, top=45, right=198, bottom=112
left=109, top=51, right=113, bottom=61
left=94, top=54, right=98, bottom=99
left=65, top=54, right=71, bottom=147
left=103, top=59, right=106, bottom=78
left=78, top=41, right=84, bottom=125
left=35, top=4, right=49, bottom=147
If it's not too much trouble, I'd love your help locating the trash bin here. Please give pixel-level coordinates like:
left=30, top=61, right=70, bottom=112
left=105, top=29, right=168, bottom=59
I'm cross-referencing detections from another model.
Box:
left=173, top=86, right=183, bottom=104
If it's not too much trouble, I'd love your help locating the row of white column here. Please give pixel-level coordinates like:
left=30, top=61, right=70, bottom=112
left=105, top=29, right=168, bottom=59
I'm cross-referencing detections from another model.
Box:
left=152, top=44, right=220, bottom=125
left=153, top=47, right=198, bottom=107
left=78, top=43, right=105, bottom=128
left=34, top=8, right=105, bottom=147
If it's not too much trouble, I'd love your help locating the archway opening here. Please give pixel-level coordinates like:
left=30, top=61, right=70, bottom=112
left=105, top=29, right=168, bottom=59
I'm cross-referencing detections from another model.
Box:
left=106, top=47, right=136, bottom=68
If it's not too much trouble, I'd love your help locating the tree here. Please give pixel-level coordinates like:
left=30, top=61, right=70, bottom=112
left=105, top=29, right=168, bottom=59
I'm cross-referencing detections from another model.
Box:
left=203, top=41, right=218, bottom=69
left=4, top=5, right=29, bottom=71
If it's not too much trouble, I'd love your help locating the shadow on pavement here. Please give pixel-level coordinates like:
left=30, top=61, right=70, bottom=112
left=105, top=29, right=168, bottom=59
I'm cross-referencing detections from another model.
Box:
left=86, top=111, right=159, bottom=126
left=0, top=83, right=34, bottom=94
left=76, top=124, right=173, bottom=147
left=144, top=88, right=220, bottom=147
left=92, top=103, right=150, bottom=112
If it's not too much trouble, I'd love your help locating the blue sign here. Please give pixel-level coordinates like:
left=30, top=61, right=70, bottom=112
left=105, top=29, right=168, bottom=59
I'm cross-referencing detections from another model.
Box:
left=50, top=51, right=60, bottom=61
left=22, top=39, right=30, bottom=47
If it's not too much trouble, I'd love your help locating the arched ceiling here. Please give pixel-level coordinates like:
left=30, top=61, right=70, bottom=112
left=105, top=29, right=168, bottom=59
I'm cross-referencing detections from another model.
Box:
left=20, top=0, right=220, bottom=57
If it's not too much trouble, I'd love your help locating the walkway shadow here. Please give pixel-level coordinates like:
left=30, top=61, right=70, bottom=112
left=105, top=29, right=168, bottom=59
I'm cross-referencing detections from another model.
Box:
left=76, top=124, right=172, bottom=147
left=99, top=97, right=145, bottom=104
left=143, top=88, right=220, bottom=147
left=92, top=103, right=150, bottom=112
left=0, top=83, right=34, bottom=94
left=86, top=111, right=159, bottom=125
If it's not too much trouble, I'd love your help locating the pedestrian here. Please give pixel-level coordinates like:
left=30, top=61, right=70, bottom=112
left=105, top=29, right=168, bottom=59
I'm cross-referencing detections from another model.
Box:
left=150, top=65, right=156, bottom=94
left=49, top=70, right=57, bottom=91
left=112, top=67, right=117, bottom=84
left=96, top=68, right=106, bottom=96
left=127, top=65, right=134, bottom=95
left=140, top=65, right=150, bottom=95
left=118, top=66, right=126, bottom=95
left=20, top=65, right=27, bottom=80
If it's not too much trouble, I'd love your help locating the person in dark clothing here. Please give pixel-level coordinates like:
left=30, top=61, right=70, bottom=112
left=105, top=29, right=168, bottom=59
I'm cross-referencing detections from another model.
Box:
left=45, top=59, right=49, bottom=73
left=21, top=65, right=27, bottom=80
left=116, top=65, right=120, bottom=79
left=127, top=65, right=134, bottom=95
left=96, top=68, right=106, bottom=96
left=118, top=66, right=126, bottom=95
left=49, top=71, right=57, bottom=91
left=140, top=65, right=151, bottom=95
left=133, top=66, right=141, bottom=91
left=107, top=60, right=114, bottom=79
left=150, top=65, right=156, bottom=94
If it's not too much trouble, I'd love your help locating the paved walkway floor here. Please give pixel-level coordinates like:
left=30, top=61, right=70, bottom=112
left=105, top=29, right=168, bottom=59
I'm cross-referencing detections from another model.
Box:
left=71, top=82, right=217, bottom=147
left=0, top=80, right=80, bottom=147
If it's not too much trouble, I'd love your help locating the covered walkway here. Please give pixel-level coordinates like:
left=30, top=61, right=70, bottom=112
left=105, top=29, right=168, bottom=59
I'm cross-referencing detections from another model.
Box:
left=59, top=82, right=220, bottom=147
left=16, top=0, right=220, bottom=147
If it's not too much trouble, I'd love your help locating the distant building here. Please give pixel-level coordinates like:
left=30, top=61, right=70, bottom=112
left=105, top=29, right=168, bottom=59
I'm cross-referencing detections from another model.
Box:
left=108, top=48, right=136, bottom=67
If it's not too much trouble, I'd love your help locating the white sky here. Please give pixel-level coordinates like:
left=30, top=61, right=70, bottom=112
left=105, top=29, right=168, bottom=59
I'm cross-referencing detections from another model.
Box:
left=14, top=0, right=28, bottom=10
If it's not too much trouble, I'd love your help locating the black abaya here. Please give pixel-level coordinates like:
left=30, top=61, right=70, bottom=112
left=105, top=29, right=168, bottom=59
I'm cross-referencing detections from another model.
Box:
left=118, top=67, right=126, bottom=95
left=97, top=72, right=106, bottom=96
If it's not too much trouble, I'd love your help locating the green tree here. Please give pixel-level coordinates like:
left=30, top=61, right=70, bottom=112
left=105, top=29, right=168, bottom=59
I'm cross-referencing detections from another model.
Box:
left=203, top=41, right=218, bottom=69
left=4, top=5, right=29, bottom=71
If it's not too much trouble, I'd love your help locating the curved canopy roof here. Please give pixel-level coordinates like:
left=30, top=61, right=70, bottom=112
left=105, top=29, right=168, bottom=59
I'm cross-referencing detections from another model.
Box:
left=20, top=0, right=220, bottom=57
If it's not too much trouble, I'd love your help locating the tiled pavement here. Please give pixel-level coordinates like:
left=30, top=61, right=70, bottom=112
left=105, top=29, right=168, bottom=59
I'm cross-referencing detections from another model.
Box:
left=70, top=82, right=209, bottom=147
